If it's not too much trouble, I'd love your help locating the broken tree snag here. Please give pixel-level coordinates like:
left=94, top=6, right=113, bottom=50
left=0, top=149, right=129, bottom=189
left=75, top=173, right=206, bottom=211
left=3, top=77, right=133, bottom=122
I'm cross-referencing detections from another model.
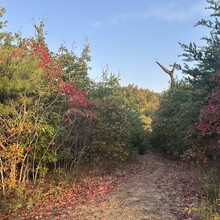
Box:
left=156, top=60, right=176, bottom=89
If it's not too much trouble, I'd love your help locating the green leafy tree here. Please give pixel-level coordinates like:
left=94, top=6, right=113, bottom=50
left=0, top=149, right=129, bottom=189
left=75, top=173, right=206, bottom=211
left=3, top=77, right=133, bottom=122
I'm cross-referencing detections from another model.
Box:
left=152, top=0, right=220, bottom=158
left=179, top=0, right=220, bottom=159
left=55, top=43, right=91, bottom=90
left=179, top=0, right=220, bottom=94
left=87, top=70, right=159, bottom=167
left=151, top=81, right=204, bottom=157
left=119, top=85, right=159, bottom=154
left=0, top=16, right=95, bottom=194
left=87, top=70, right=130, bottom=167
left=185, top=70, right=220, bottom=162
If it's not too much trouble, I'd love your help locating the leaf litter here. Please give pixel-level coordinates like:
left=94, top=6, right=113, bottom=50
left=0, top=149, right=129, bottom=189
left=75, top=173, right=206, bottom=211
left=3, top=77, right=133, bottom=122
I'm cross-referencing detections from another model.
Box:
left=8, top=153, right=200, bottom=220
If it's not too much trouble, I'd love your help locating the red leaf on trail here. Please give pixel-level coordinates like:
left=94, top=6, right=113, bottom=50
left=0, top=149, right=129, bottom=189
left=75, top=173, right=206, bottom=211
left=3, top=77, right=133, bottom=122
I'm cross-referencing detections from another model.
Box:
left=20, top=210, right=28, bottom=216
left=183, top=198, right=190, bottom=203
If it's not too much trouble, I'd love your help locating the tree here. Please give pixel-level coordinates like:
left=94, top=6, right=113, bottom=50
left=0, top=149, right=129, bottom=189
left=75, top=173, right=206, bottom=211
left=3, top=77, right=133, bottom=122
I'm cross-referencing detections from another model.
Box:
left=186, top=70, right=220, bottom=161
left=179, top=0, right=220, bottom=93
left=55, top=43, right=91, bottom=90
left=152, top=0, right=220, bottom=159
left=156, top=60, right=176, bottom=89
left=179, top=0, right=220, bottom=161
left=33, top=18, right=47, bottom=46
left=151, top=80, right=204, bottom=157
left=118, top=85, right=159, bottom=154
left=86, top=70, right=130, bottom=167
left=0, top=24, right=95, bottom=193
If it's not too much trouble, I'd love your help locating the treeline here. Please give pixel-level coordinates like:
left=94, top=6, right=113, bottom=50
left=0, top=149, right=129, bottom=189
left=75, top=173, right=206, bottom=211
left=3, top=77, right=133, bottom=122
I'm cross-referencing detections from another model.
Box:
left=151, top=0, right=220, bottom=162
left=0, top=7, right=159, bottom=196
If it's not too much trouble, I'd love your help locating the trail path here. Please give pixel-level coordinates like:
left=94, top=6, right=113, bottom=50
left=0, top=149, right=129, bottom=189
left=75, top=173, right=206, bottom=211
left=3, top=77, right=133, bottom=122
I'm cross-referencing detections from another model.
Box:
left=14, top=154, right=199, bottom=220
left=60, top=154, right=199, bottom=220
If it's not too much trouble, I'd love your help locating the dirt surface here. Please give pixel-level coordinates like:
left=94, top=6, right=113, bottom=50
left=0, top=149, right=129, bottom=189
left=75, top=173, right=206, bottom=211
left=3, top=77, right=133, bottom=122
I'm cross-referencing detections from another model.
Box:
left=58, top=154, right=199, bottom=220
left=11, top=153, right=200, bottom=220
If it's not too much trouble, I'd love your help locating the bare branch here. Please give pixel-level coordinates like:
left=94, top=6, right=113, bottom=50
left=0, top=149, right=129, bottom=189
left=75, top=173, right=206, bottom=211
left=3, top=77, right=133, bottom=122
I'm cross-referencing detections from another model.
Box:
left=155, top=60, right=176, bottom=89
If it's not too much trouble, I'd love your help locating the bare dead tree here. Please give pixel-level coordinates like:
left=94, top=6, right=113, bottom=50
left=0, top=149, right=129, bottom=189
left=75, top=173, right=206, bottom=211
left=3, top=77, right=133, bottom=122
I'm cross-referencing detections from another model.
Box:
left=156, top=60, right=176, bottom=89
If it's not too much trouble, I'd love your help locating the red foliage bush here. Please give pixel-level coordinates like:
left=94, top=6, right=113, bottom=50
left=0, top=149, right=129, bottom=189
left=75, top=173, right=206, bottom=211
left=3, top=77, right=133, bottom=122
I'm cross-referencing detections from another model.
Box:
left=186, top=70, right=220, bottom=161
left=32, top=41, right=95, bottom=119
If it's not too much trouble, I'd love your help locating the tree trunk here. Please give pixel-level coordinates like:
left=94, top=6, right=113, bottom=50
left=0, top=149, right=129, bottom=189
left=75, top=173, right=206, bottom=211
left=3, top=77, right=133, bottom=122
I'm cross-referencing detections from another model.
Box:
left=156, top=60, right=176, bottom=89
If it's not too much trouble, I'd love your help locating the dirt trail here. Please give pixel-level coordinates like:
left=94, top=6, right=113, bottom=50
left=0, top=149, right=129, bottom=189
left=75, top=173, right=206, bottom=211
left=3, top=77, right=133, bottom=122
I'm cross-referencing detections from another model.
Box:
left=11, top=154, right=199, bottom=220
left=63, top=154, right=199, bottom=220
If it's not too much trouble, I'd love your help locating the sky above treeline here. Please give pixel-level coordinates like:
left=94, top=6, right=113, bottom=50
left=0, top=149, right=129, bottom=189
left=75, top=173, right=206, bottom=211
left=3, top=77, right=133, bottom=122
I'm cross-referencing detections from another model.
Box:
left=2, top=0, right=210, bottom=92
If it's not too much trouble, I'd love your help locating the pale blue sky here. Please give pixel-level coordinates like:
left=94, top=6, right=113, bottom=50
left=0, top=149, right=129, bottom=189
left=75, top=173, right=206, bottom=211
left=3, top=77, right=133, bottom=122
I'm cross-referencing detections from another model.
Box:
left=2, top=0, right=210, bottom=92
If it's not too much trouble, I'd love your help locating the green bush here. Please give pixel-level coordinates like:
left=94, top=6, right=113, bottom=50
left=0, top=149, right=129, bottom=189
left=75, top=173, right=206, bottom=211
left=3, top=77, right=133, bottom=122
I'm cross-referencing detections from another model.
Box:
left=151, top=81, right=205, bottom=158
